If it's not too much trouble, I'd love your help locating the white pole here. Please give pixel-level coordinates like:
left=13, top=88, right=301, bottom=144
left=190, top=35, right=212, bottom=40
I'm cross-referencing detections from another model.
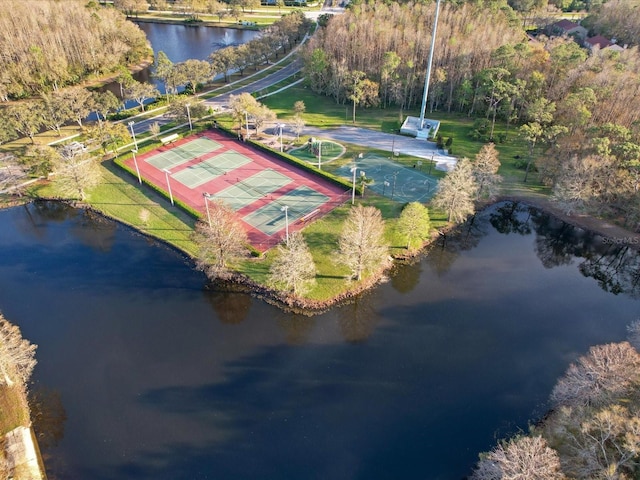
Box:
left=350, top=166, right=358, bottom=205
left=186, top=103, right=192, bottom=131
left=163, top=168, right=174, bottom=205
left=279, top=124, right=284, bottom=153
left=203, top=192, right=211, bottom=227
left=419, top=0, right=442, bottom=130
left=244, top=111, right=249, bottom=139
left=281, top=205, right=289, bottom=245
left=132, top=149, right=141, bottom=184
left=128, top=121, right=138, bottom=150
left=317, top=140, right=322, bottom=169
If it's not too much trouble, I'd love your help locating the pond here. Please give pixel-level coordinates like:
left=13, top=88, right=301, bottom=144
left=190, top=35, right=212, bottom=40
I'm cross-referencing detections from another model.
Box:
left=0, top=201, right=638, bottom=480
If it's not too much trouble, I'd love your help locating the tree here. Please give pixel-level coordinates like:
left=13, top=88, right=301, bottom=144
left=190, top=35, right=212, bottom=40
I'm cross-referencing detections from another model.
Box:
left=85, top=121, right=131, bottom=154
left=166, top=97, right=208, bottom=123
left=251, top=104, right=277, bottom=135
left=470, top=436, right=564, bottom=480
left=209, top=46, right=237, bottom=83
left=293, top=100, right=306, bottom=116
left=550, top=342, right=640, bottom=408
left=52, top=150, right=102, bottom=200
left=154, top=51, right=183, bottom=96
left=193, top=202, right=248, bottom=279
left=292, top=115, right=305, bottom=140
left=472, top=143, right=502, bottom=200
left=41, top=91, right=72, bottom=136
left=0, top=114, right=18, bottom=145
left=345, top=70, right=379, bottom=124
left=22, top=144, right=57, bottom=177
left=229, top=92, right=260, bottom=130
left=338, top=204, right=390, bottom=281
left=268, top=232, right=316, bottom=295
left=124, top=81, right=159, bottom=112
left=432, top=158, right=478, bottom=223
left=57, top=87, right=93, bottom=128
left=397, top=202, right=431, bottom=250
left=92, top=91, right=120, bottom=123
left=175, top=59, right=212, bottom=94
left=0, top=313, right=37, bottom=388
left=5, top=102, right=44, bottom=144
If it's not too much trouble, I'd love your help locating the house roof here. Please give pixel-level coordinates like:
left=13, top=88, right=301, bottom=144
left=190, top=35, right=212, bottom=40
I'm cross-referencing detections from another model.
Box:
left=553, top=19, right=582, bottom=31
left=585, top=35, right=614, bottom=49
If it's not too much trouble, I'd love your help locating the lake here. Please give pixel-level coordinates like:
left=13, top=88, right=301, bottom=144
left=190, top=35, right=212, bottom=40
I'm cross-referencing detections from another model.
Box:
left=0, top=201, right=638, bottom=479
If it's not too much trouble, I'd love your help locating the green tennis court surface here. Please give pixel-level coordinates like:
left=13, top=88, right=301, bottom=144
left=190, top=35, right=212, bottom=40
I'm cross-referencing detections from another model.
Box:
left=172, top=150, right=252, bottom=188
left=215, top=169, right=292, bottom=211
left=336, top=155, right=438, bottom=203
left=145, top=137, right=222, bottom=170
left=243, top=186, right=329, bottom=236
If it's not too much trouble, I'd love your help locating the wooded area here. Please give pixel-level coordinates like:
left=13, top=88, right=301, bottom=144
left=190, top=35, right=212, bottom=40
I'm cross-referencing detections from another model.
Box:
left=306, top=0, right=640, bottom=230
left=0, top=0, right=150, bottom=100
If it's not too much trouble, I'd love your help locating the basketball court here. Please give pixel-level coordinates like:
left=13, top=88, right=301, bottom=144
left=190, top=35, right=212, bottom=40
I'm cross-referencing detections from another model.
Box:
left=336, top=154, right=439, bottom=203
left=123, top=130, right=348, bottom=251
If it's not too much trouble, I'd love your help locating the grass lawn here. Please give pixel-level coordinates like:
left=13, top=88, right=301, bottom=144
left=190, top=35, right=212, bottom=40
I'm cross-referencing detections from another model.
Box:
left=29, top=158, right=200, bottom=256
left=0, top=385, right=29, bottom=436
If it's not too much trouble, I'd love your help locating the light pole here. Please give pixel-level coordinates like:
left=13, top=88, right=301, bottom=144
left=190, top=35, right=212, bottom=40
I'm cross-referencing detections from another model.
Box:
left=277, top=123, right=285, bottom=153
left=186, top=103, right=192, bottom=131
left=132, top=149, right=141, bottom=184
left=128, top=121, right=137, bottom=150
left=360, top=171, right=366, bottom=197
left=203, top=192, right=212, bottom=226
left=163, top=168, right=174, bottom=205
left=244, top=111, right=249, bottom=139
left=350, top=166, right=359, bottom=205
left=391, top=171, right=399, bottom=200
left=317, top=140, right=323, bottom=169
left=281, top=205, right=289, bottom=245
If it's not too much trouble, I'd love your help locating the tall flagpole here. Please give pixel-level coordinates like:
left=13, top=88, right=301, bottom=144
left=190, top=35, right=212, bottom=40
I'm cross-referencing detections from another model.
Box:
left=419, top=0, right=442, bottom=130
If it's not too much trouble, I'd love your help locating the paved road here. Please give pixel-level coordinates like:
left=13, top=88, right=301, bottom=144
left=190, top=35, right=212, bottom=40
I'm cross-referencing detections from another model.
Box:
left=267, top=124, right=457, bottom=171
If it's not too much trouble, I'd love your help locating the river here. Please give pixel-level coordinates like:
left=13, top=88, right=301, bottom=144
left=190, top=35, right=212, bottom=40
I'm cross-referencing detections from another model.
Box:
left=0, top=201, right=638, bottom=479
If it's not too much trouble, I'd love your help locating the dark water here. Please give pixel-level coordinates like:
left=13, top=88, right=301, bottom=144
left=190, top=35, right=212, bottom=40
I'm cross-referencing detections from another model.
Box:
left=0, top=201, right=639, bottom=480
left=133, top=23, right=258, bottom=91
left=102, top=22, right=259, bottom=106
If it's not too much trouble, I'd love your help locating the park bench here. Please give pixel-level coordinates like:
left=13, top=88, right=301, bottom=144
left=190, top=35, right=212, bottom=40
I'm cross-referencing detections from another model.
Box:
left=161, top=133, right=179, bottom=145
left=298, top=209, right=320, bottom=224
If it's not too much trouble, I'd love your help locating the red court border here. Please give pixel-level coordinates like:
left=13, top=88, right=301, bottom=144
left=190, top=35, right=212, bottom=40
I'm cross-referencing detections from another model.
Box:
left=124, top=130, right=350, bottom=251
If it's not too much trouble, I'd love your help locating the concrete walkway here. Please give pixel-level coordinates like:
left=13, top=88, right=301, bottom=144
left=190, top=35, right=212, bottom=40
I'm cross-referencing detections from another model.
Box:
left=270, top=124, right=458, bottom=171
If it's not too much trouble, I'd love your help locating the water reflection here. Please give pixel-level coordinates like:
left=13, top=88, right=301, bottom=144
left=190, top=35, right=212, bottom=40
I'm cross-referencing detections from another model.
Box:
left=204, top=290, right=252, bottom=325
left=489, top=201, right=532, bottom=235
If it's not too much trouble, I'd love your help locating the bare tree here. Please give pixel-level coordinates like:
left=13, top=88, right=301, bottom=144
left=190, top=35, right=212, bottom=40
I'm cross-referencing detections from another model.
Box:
left=397, top=202, right=431, bottom=250
left=193, top=202, right=248, bottom=280
left=338, top=204, right=390, bottom=281
left=550, top=342, right=640, bottom=408
left=472, top=143, right=502, bottom=200
left=470, top=436, right=564, bottom=480
left=0, top=313, right=37, bottom=388
left=432, top=157, right=478, bottom=223
left=52, top=150, right=102, bottom=200
left=268, top=232, right=316, bottom=295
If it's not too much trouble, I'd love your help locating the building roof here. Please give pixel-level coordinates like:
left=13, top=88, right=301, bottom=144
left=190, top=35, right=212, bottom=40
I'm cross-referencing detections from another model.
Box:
left=553, top=19, right=582, bottom=32
left=585, top=35, right=614, bottom=49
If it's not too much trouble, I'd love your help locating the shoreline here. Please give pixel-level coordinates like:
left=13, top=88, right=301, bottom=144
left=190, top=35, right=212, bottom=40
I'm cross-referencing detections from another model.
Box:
left=3, top=195, right=639, bottom=314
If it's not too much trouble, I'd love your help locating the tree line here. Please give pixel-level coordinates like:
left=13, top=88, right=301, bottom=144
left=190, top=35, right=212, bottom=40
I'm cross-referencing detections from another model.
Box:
left=303, top=0, right=640, bottom=231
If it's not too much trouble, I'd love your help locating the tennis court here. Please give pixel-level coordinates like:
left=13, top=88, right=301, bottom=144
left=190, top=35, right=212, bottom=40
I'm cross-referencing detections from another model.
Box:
left=214, top=169, right=292, bottom=211
left=172, top=150, right=252, bottom=188
left=336, top=154, right=439, bottom=203
left=145, top=137, right=222, bottom=170
left=243, top=186, right=330, bottom=236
